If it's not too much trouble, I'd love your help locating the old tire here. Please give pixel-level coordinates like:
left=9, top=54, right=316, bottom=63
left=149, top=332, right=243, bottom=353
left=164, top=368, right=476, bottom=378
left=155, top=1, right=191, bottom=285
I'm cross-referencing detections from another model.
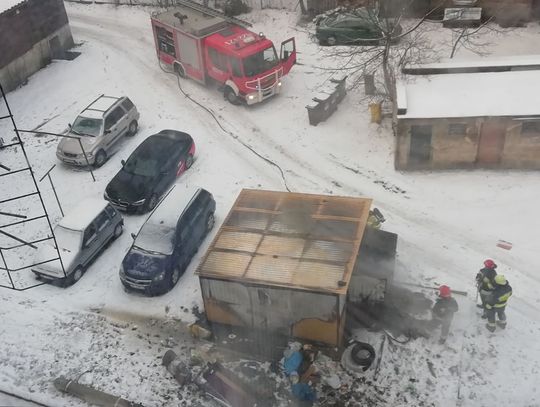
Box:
left=94, top=150, right=107, bottom=168
left=327, top=36, right=337, bottom=46
left=128, top=120, right=138, bottom=136
left=225, top=87, right=241, bottom=105
left=351, top=342, right=376, bottom=367
left=185, top=154, right=194, bottom=170
left=341, top=341, right=376, bottom=373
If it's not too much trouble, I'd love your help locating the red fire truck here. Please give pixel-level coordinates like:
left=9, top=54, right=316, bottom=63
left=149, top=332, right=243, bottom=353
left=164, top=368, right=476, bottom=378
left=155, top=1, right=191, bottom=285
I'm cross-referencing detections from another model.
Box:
left=151, top=0, right=296, bottom=105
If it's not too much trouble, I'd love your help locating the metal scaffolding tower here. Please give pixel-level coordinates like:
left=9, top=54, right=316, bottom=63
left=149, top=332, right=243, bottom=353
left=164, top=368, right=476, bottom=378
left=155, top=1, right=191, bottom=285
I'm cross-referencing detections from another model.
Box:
left=0, top=82, right=66, bottom=290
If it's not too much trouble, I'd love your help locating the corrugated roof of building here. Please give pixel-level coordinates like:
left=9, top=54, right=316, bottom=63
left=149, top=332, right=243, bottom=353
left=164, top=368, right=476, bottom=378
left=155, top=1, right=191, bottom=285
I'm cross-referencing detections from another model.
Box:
left=197, top=189, right=372, bottom=295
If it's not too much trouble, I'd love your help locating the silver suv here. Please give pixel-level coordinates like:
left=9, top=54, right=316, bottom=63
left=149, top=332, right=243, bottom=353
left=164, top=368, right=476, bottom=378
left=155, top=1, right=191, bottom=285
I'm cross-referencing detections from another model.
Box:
left=56, top=95, right=140, bottom=167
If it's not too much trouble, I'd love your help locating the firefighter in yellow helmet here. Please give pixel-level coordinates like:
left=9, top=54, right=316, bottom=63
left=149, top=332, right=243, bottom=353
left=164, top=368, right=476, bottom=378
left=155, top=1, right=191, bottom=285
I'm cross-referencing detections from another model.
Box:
left=485, top=274, right=512, bottom=332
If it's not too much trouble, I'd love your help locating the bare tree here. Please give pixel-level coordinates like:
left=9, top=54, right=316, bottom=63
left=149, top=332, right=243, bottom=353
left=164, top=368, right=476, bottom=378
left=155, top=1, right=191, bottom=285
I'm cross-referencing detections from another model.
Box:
left=315, top=1, right=445, bottom=108
left=448, top=17, right=513, bottom=58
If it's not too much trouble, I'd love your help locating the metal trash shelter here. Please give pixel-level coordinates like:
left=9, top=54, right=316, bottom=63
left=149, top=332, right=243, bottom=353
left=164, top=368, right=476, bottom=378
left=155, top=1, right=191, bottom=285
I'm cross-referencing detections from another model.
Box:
left=196, top=189, right=372, bottom=347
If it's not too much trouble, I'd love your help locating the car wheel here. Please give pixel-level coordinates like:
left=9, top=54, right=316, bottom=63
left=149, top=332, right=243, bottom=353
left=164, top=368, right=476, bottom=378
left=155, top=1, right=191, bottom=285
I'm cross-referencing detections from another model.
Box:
left=113, top=223, right=123, bottom=239
left=146, top=194, right=158, bottom=212
left=94, top=150, right=107, bottom=168
left=205, top=212, right=215, bottom=234
left=171, top=266, right=181, bottom=286
left=225, top=87, right=241, bottom=105
left=174, top=63, right=185, bottom=78
left=185, top=154, right=194, bottom=170
left=128, top=120, right=138, bottom=136
left=327, top=36, right=337, bottom=46
left=64, top=266, right=84, bottom=287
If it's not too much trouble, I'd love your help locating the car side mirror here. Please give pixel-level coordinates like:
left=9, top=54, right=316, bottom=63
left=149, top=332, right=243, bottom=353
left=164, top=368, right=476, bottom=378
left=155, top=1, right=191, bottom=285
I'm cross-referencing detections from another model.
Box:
left=68, top=123, right=72, bottom=128
left=121, top=160, right=126, bottom=167
left=130, top=233, right=136, bottom=240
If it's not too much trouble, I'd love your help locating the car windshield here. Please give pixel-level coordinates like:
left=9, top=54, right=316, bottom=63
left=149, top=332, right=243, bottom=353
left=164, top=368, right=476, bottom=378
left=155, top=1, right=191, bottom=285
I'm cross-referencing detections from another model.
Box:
left=123, top=156, right=159, bottom=177
left=54, top=226, right=82, bottom=253
left=133, top=223, right=175, bottom=255
left=71, top=116, right=102, bottom=137
left=243, top=46, right=279, bottom=77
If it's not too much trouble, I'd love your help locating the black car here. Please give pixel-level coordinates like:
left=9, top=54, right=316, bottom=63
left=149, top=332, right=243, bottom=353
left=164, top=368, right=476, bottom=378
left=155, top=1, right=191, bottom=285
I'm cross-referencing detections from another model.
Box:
left=120, top=187, right=216, bottom=295
left=104, top=130, right=195, bottom=213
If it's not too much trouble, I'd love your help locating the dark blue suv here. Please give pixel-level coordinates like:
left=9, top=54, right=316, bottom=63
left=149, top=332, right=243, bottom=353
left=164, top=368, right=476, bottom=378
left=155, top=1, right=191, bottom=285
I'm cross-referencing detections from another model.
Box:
left=120, top=187, right=215, bottom=295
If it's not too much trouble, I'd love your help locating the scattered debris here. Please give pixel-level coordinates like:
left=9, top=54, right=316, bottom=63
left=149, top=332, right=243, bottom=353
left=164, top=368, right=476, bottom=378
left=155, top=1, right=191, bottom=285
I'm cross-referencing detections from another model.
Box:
left=54, top=376, right=143, bottom=407
left=496, top=240, right=513, bottom=250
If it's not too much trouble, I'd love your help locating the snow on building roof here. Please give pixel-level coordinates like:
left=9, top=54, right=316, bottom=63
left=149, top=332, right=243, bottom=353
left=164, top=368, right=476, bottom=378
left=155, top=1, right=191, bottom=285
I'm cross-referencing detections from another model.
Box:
left=403, top=55, right=540, bottom=74
left=59, top=199, right=110, bottom=231
left=0, top=0, right=24, bottom=14
left=397, top=70, right=540, bottom=119
left=197, top=189, right=372, bottom=295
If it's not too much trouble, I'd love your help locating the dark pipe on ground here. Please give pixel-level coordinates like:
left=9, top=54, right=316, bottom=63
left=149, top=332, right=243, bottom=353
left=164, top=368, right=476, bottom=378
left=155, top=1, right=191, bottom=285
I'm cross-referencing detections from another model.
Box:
left=54, top=377, right=143, bottom=407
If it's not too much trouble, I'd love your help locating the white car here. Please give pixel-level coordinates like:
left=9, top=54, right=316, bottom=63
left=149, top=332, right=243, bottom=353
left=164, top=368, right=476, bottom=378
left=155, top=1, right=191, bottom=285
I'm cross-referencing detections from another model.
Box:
left=32, top=199, right=123, bottom=286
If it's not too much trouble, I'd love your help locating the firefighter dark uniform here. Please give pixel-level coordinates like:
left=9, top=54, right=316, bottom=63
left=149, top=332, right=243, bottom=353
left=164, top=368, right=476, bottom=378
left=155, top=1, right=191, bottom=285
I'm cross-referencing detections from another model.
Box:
left=485, top=275, right=512, bottom=332
left=476, top=259, right=497, bottom=317
left=432, top=285, right=459, bottom=344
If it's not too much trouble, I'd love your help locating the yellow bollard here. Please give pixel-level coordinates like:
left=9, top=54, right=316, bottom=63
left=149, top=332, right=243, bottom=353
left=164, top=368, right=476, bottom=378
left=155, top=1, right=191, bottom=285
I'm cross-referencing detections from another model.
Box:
left=369, top=102, right=382, bottom=124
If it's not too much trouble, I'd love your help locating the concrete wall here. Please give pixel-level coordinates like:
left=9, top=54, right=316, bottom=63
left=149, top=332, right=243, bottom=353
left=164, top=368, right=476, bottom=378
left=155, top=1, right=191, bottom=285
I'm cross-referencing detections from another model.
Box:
left=200, top=278, right=344, bottom=345
left=0, top=25, right=73, bottom=92
left=396, top=116, right=540, bottom=170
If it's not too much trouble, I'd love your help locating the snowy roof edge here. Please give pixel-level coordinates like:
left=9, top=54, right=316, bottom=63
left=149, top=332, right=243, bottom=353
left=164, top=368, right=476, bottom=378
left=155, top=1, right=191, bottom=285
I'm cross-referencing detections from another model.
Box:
left=0, top=0, right=26, bottom=15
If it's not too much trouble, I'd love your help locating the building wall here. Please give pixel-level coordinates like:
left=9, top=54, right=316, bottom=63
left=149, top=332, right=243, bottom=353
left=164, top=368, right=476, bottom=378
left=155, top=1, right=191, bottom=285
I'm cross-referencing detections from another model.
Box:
left=200, top=278, right=344, bottom=346
left=0, top=25, right=73, bottom=92
left=396, top=116, right=540, bottom=170
left=501, top=120, right=540, bottom=168
left=0, top=0, right=73, bottom=92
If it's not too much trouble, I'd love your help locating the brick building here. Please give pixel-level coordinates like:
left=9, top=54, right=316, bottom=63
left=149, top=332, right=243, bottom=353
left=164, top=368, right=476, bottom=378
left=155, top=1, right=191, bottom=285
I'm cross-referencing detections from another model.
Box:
left=0, top=0, right=74, bottom=92
left=396, top=57, right=540, bottom=170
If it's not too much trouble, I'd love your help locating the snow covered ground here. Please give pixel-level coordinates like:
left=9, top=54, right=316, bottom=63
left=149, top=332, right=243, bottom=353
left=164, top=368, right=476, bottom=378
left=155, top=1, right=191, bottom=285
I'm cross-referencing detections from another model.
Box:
left=1, top=3, right=540, bottom=406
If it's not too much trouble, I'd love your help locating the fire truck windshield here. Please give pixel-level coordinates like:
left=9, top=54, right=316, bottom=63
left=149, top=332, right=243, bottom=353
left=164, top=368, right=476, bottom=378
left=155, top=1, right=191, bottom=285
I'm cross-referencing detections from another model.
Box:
left=243, top=46, right=279, bottom=77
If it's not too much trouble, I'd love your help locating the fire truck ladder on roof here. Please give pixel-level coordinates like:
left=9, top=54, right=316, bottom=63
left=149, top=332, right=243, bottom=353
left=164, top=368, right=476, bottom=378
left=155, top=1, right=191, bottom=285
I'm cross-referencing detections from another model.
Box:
left=0, top=82, right=66, bottom=290
left=176, top=0, right=253, bottom=28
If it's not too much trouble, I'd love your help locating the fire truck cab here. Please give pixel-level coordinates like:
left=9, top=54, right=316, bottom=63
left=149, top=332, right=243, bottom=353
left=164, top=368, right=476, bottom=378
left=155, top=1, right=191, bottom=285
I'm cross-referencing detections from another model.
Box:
left=151, top=1, right=296, bottom=105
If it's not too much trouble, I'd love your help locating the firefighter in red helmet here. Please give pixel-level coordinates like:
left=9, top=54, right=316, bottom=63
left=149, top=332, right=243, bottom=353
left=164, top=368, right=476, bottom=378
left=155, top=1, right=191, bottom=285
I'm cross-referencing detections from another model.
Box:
left=476, top=259, right=498, bottom=318
left=431, top=285, right=459, bottom=344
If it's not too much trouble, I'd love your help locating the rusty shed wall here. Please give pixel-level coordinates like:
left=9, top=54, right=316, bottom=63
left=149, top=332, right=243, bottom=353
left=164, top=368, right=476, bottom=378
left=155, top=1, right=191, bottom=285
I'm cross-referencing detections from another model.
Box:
left=200, top=277, right=345, bottom=346
left=396, top=117, right=540, bottom=170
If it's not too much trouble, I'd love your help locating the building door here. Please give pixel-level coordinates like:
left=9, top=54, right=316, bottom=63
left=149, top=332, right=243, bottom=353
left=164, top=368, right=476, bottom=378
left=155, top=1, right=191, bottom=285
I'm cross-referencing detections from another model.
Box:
left=409, top=125, right=432, bottom=166
left=477, top=121, right=506, bottom=166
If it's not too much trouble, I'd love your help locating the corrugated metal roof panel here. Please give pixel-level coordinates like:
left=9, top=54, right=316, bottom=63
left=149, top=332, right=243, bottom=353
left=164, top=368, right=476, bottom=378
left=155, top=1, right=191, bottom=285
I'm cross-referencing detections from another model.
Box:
left=199, top=251, right=251, bottom=277
left=197, top=190, right=372, bottom=294
left=214, top=231, right=262, bottom=253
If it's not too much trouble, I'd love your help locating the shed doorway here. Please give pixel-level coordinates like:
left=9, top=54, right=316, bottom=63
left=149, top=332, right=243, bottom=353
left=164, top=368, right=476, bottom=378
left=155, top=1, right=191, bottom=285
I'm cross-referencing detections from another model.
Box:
left=409, top=125, right=432, bottom=166
left=477, top=121, right=505, bottom=166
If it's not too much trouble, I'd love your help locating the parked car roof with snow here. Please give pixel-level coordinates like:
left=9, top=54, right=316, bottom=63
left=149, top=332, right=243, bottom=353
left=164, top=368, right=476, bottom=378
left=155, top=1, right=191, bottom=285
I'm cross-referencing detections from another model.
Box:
left=59, top=198, right=109, bottom=230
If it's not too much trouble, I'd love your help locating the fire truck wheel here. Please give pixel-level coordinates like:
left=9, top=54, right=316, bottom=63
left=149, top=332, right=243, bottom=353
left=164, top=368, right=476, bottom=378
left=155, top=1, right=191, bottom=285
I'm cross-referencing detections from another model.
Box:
left=225, top=87, right=241, bottom=105
left=174, top=64, right=185, bottom=78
